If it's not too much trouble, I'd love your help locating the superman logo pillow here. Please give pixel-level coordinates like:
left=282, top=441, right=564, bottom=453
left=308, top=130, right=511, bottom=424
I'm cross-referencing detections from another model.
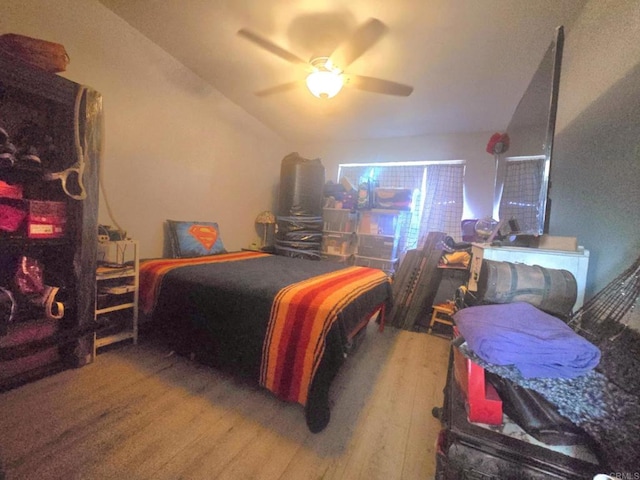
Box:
left=166, top=220, right=227, bottom=258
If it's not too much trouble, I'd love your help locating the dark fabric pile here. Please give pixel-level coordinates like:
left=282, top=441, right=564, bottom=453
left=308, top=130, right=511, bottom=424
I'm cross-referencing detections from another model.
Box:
left=459, top=341, right=640, bottom=472
left=577, top=316, right=640, bottom=398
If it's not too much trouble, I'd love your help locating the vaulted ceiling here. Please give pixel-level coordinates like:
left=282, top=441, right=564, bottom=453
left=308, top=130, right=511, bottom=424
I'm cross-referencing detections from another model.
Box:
left=97, top=0, right=587, bottom=142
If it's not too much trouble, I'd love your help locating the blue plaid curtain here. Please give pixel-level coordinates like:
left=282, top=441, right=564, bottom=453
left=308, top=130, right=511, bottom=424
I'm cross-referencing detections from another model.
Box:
left=499, top=159, right=544, bottom=233
left=420, top=164, right=465, bottom=245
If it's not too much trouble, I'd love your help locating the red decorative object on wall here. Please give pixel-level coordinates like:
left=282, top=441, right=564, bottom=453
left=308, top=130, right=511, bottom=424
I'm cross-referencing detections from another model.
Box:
left=486, top=132, right=510, bottom=155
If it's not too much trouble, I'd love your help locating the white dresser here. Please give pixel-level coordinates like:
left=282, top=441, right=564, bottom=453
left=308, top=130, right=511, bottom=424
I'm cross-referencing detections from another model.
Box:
left=468, top=244, right=590, bottom=311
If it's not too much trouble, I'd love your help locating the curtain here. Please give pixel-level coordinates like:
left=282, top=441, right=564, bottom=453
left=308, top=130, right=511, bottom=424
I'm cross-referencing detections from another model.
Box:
left=337, top=162, right=465, bottom=253
left=499, top=159, right=544, bottom=233
left=418, top=164, right=465, bottom=246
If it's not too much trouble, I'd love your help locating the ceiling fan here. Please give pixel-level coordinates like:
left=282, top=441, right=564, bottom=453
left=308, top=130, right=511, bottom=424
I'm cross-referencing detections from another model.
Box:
left=237, top=18, right=413, bottom=99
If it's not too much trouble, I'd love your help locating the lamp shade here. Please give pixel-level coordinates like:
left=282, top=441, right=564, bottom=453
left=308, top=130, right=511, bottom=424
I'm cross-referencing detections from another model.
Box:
left=255, top=210, right=276, bottom=224
left=306, top=70, right=344, bottom=99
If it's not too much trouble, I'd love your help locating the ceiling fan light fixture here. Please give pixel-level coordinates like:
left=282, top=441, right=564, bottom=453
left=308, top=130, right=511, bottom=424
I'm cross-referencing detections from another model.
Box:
left=306, top=71, right=343, bottom=98
left=305, top=58, right=343, bottom=99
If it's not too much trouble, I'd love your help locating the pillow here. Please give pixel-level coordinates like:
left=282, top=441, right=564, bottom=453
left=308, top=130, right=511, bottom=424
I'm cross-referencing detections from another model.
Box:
left=166, top=220, right=226, bottom=258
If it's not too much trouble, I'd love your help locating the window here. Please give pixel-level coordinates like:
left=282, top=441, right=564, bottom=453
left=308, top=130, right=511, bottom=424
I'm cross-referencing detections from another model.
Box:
left=498, top=156, right=546, bottom=233
left=337, top=161, right=465, bottom=253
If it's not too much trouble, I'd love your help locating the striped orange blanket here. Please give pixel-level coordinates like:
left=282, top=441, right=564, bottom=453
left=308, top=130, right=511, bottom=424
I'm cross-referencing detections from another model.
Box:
left=139, top=251, right=269, bottom=316
left=139, top=253, right=390, bottom=407
left=260, top=266, right=389, bottom=405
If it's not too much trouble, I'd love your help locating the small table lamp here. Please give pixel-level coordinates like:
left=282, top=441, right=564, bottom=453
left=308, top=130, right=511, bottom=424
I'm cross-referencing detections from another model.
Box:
left=255, top=210, right=276, bottom=249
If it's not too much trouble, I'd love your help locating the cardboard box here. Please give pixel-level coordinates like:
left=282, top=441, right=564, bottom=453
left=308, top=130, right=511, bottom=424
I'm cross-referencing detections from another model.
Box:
left=26, top=200, right=66, bottom=239
left=28, top=200, right=66, bottom=221
left=373, top=187, right=413, bottom=210
left=533, top=235, right=578, bottom=251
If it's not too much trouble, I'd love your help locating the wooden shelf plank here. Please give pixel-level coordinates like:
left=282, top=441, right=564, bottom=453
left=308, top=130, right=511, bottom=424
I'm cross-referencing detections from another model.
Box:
left=94, top=331, right=134, bottom=349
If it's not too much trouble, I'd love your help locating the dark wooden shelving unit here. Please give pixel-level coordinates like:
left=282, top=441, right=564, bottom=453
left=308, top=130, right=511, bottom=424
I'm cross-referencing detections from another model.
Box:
left=0, top=52, right=100, bottom=391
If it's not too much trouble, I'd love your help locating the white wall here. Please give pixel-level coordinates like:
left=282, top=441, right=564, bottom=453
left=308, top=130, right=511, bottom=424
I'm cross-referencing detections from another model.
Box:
left=549, top=0, right=640, bottom=297
left=554, top=0, right=640, bottom=136
left=296, top=131, right=498, bottom=222
left=2, top=0, right=290, bottom=257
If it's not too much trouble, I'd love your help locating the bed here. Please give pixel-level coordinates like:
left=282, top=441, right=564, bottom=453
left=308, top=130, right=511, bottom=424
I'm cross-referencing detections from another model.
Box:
left=139, top=249, right=392, bottom=432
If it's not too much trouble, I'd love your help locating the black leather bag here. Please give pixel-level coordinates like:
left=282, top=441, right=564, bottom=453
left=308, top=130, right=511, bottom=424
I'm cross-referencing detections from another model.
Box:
left=486, top=371, right=593, bottom=446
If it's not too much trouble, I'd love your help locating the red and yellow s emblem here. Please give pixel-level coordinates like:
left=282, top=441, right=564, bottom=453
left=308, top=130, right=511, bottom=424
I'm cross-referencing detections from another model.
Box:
left=188, top=225, right=218, bottom=250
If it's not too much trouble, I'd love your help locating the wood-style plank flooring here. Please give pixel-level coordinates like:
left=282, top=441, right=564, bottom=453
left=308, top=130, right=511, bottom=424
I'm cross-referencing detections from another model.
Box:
left=0, top=324, right=450, bottom=480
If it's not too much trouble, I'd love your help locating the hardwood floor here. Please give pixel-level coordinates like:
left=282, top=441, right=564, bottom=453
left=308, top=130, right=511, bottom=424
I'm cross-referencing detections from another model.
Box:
left=0, top=324, right=450, bottom=480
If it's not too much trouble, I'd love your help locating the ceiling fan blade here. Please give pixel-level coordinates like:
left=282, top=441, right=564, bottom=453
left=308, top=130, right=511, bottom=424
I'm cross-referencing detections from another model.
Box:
left=330, top=18, right=388, bottom=69
left=238, top=28, right=307, bottom=65
left=347, top=75, right=414, bottom=97
left=254, top=81, right=301, bottom=97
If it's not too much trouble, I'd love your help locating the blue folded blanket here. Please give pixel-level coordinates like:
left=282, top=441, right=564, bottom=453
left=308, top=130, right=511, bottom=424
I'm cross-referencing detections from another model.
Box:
left=453, top=302, right=601, bottom=378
